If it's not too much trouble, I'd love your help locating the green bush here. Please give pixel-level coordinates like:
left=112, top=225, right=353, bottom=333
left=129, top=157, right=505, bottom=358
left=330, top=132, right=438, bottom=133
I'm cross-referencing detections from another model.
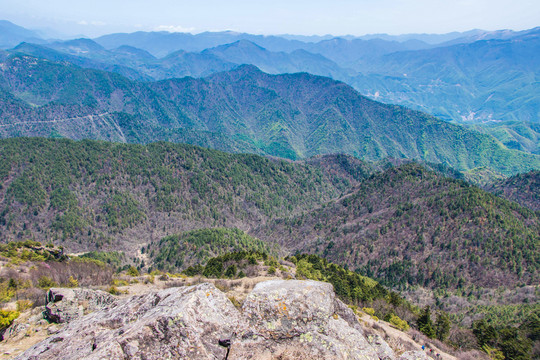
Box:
left=126, top=266, right=139, bottom=277
left=0, top=309, right=19, bottom=330
left=224, top=265, right=237, bottom=278
left=388, top=314, right=410, bottom=331
left=37, top=276, right=57, bottom=289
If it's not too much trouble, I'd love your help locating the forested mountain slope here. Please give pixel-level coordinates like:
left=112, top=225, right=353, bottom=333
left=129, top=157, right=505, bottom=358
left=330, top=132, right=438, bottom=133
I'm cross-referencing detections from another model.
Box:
left=255, top=164, right=539, bottom=290
left=0, top=138, right=537, bottom=292
left=0, top=54, right=538, bottom=175
left=0, top=138, right=369, bottom=253
left=485, top=170, right=540, bottom=211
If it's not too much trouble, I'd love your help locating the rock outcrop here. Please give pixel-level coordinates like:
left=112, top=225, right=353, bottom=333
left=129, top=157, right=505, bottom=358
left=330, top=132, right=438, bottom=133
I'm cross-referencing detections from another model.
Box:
left=16, top=280, right=403, bottom=360
left=368, top=334, right=396, bottom=360
left=44, top=287, right=116, bottom=323
left=232, top=280, right=382, bottom=359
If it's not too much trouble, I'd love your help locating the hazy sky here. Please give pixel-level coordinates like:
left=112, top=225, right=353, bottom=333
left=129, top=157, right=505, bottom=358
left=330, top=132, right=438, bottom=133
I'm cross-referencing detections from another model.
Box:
left=2, top=0, right=539, bottom=38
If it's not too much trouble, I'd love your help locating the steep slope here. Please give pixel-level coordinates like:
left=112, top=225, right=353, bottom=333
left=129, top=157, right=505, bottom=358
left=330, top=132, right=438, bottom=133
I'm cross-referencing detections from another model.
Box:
left=202, top=40, right=352, bottom=80
left=153, top=65, right=539, bottom=174
left=11, top=42, right=151, bottom=81
left=160, top=50, right=236, bottom=78
left=0, top=54, right=538, bottom=175
left=256, top=164, right=540, bottom=290
left=0, top=20, right=44, bottom=49
left=1, top=138, right=538, bottom=293
left=0, top=138, right=368, bottom=253
left=467, top=121, right=540, bottom=155
left=484, top=170, right=540, bottom=211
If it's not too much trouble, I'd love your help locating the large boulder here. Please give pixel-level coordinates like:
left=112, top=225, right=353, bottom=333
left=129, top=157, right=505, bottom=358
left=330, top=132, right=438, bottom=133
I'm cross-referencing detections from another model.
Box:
left=231, top=280, right=381, bottom=360
left=17, top=283, right=242, bottom=359
left=17, top=280, right=395, bottom=360
left=44, top=288, right=116, bottom=323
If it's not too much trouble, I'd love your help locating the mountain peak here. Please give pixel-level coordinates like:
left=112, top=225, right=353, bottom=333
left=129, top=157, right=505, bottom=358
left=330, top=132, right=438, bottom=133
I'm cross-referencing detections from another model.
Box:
left=52, top=38, right=105, bottom=52
left=112, top=45, right=156, bottom=59
left=210, top=39, right=267, bottom=53
left=224, top=63, right=263, bottom=76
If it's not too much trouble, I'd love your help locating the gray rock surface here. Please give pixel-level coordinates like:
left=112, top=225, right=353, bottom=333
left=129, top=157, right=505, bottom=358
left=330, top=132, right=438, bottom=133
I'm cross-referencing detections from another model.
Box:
left=231, top=280, right=380, bottom=360
left=44, top=287, right=115, bottom=323
left=368, top=334, right=396, bottom=360
left=398, top=351, right=429, bottom=360
left=16, top=280, right=395, bottom=360
left=16, top=283, right=242, bottom=360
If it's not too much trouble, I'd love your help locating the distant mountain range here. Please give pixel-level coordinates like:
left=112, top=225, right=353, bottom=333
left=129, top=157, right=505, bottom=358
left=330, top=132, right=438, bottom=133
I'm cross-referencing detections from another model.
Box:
left=351, top=30, right=540, bottom=123
left=4, top=21, right=538, bottom=152
left=0, top=20, right=539, bottom=174
left=0, top=53, right=538, bottom=175
left=0, top=20, right=44, bottom=48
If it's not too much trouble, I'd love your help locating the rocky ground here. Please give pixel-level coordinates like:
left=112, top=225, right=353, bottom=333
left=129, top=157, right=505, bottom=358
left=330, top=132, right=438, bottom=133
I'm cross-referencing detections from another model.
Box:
left=0, top=275, right=461, bottom=360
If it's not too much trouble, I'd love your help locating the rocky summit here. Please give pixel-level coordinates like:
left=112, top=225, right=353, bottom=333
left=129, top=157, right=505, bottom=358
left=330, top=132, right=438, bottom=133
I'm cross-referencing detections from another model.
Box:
left=15, top=280, right=427, bottom=360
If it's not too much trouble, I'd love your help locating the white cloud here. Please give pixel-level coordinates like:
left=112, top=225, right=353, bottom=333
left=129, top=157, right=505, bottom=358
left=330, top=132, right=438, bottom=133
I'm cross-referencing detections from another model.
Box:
left=154, top=24, right=195, bottom=33
left=77, top=20, right=106, bottom=26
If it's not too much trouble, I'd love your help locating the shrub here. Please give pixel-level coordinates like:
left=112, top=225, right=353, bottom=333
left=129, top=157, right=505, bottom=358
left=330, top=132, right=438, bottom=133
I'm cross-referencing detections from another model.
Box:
left=126, top=266, right=139, bottom=277
left=111, top=279, right=129, bottom=286
left=0, top=309, right=19, bottom=330
left=37, top=276, right=57, bottom=289
left=16, top=299, right=33, bottom=312
left=363, top=307, right=376, bottom=316
left=66, top=276, right=79, bottom=288
left=224, top=265, right=237, bottom=278
left=388, top=313, right=410, bottom=331
left=107, top=286, right=120, bottom=295
left=417, top=306, right=435, bottom=338
left=228, top=296, right=242, bottom=309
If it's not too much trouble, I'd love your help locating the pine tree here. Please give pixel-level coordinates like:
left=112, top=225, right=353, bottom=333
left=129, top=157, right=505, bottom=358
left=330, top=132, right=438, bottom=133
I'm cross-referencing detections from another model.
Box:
left=435, top=312, right=451, bottom=341
left=417, top=306, right=435, bottom=338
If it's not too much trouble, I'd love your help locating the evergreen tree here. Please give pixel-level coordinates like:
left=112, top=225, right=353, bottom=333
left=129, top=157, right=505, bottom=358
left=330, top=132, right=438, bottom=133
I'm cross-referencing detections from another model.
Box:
left=417, top=306, right=435, bottom=338
left=224, top=264, right=237, bottom=278
left=499, top=328, right=532, bottom=360
left=473, top=319, right=498, bottom=347
left=435, top=312, right=451, bottom=341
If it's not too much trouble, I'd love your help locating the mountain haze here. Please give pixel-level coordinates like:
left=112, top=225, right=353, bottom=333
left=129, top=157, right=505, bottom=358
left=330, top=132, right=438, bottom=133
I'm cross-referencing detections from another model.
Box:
left=0, top=54, right=538, bottom=175
left=7, top=23, right=538, bottom=136
left=0, top=20, right=44, bottom=49
left=352, top=33, right=540, bottom=124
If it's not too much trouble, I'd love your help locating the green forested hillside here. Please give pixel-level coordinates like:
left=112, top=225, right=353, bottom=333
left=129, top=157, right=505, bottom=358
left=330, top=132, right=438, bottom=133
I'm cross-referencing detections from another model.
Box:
left=0, top=138, right=537, bottom=293
left=257, top=163, right=540, bottom=290
left=0, top=54, right=538, bottom=175
left=485, top=170, right=540, bottom=211
left=0, top=137, right=366, bottom=253
left=351, top=34, right=540, bottom=125
left=148, top=228, right=273, bottom=272
left=1, top=138, right=538, bottom=359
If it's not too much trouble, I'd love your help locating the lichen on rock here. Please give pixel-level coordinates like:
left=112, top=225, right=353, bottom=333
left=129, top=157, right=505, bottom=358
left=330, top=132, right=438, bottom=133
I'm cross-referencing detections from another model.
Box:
left=16, top=280, right=397, bottom=360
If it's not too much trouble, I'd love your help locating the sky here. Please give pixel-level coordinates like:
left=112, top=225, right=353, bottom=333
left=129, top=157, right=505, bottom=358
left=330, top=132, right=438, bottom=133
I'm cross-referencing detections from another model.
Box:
left=1, top=0, right=539, bottom=38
